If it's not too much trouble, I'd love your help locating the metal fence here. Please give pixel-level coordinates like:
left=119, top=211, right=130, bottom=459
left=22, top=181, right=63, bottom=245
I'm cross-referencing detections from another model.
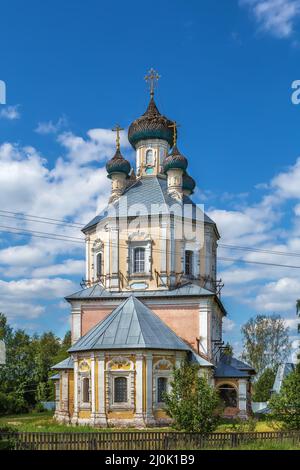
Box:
left=1, top=430, right=300, bottom=450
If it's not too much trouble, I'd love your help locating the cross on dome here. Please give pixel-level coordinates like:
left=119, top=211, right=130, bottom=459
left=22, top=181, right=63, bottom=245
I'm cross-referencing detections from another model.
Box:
left=144, top=68, right=160, bottom=98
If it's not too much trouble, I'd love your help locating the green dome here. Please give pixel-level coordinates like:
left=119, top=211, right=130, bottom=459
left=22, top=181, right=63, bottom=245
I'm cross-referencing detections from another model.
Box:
left=163, top=145, right=188, bottom=174
left=106, top=149, right=131, bottom=178
left=128, top=97, right=174, bottom=149
left=183, top=173, right=196, bottom=193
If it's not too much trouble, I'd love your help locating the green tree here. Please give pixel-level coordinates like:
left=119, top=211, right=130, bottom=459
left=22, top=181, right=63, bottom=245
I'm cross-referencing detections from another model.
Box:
left=0, top=312, right=72, bottom=414
left=269, top=364, right=300, bottom=429
left=241, top=314, right=291, bottom=376
left=253, top=367, right=276, bottom=402
left=164, top=360, right=221, bottom=433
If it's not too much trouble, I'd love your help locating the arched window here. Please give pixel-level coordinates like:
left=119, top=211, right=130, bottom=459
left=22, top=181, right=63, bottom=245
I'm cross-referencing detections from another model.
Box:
left=146, top=149, right=154, bottom=165
left=157, top=377, right=168, bottom=403
left=82, top=377, right=90, bottom=403
left=96, top=252, right=102, bottom=278
left=114, top=377, right=128, bottom=403
left=185, top=250, right=193, bottom=276
left=134, top=247, right=145, bottom=273
left=218, top=384, right=237, bottom=408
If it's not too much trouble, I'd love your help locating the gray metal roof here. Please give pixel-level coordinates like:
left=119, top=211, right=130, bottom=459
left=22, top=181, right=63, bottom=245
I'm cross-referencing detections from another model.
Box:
left=272, top=363, right=295, bottom=393
left=218, top=354, right=255, bottom=373
left=66, top=282, right=215, bottom=301
left=214, top=361, right=249, bottom=378
left=49, top=373, right=60, bottom=380
left=189, top=351, right=214, bottom=367
left=69, top=295, right=191, bottom=353
left=51, top=357, right=74, bottom=370
left=82, top=176, right=216, bottom=232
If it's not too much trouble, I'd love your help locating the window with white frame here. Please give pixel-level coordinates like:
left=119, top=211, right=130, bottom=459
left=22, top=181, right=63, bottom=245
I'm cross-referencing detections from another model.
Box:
left=134, top=247, right=145, bottom=273
left=157, top=377, right=168, bottom=403
left=95, top=252, right=102, bottom=278
left=185, top=250, right=193, bottom=276
left=114, top=376, right=128, bottom=403
left=82, top=377, right=90, bottom=404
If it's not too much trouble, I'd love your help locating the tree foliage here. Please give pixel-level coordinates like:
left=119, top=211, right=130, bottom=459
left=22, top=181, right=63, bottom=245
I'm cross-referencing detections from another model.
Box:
left=241, top=314, right=291, bottom=376
left=0, top=312, right=71, bottom=414
left=252, top=367, right=276, bottom=402
left=164, top=360, right=221, bottom=433
left=269, top=365, right=300, bottom=430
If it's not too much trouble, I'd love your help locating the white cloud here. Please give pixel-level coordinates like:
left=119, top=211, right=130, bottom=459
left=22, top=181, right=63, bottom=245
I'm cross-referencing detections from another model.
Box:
left=32, top=259, right=85, bottom=277
left=0, top=105, right=20, bottom=120
left=0, top=126, right=116, bottom=325
left=240, top=0, right=300, bottom=38
left=223, top=317, right=236, bottom=332
left=35, top=116, right=68, bottom=135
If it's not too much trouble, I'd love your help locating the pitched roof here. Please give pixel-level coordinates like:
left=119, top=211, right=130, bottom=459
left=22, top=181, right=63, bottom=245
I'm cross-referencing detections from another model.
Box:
left=230, top=356, right=255, bottom=373
left=68, top=295, right=191, bottom=353
left=82, top=176, right=216, bottom=232
left=214, top=361, right=249, bottom=378
left=66, top=281, right=215, bottom=301
left=51, top=357, right=74, bottom=370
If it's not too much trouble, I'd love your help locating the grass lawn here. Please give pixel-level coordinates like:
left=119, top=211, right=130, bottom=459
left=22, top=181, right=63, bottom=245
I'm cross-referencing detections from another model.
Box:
left=0, top=411, right=283, bottom=433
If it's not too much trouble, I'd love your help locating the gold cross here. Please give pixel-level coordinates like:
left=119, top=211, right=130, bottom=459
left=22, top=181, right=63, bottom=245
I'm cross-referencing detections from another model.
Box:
left=168, top=121, right=180, bottom=147
left=112, top=124, right=124, bottom=150
left=145, top=68, right=161, bottom=97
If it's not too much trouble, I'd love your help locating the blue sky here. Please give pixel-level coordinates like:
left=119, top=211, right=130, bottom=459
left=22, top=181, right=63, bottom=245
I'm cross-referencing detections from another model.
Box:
left=1, top=0, right=300, bottom=358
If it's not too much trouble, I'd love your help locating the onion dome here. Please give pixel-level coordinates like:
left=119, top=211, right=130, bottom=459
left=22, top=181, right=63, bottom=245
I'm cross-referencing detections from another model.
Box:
left=182, top=173, right=196, bottom=194
left=163, top=145, right=188, bottom=174
left=106, top=148, right=131, bottom=178
left=128, top=97, right=174, bottom=149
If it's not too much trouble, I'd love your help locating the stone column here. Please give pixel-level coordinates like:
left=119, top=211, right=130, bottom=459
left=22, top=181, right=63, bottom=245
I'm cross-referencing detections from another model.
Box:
left=71, top=306, right=81, bottom=344
left=85, top=235, right=90, bottom=283
left=94, top=352, right=107, bottom=426
left=135, top=353, right=145, bottom=426
left=145, top=353, right=155, bottom=426
left=160, top=220, right=168, bottom=286
left=110, top=226, right=119, bottom=290
left=71, top=356, right=79, bottom=424
left=59, top=371, right=69, bottom=422
left=238, top=379, right=248, bottom=419
left=91, top=354, right=96, bottom=419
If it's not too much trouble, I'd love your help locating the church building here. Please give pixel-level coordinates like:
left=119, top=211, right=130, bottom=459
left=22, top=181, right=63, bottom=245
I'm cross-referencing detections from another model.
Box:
left=52, top=70, right=255, bottom=427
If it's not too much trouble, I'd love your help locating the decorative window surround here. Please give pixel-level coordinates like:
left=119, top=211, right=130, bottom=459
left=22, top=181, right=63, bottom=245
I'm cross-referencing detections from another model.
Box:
left=106, top=357, right=135, bottom=411
left=153, top=359, right=172, bottom=409
left=128, top=239, right=152, bottom=277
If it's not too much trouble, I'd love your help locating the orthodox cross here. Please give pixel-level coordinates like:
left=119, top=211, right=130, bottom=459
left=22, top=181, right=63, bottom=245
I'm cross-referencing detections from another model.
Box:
left=112, top=124, right=124, bottom=150
left=168, top=121, right=180, bottom=147
left=145, top=68, right=160, bottom=98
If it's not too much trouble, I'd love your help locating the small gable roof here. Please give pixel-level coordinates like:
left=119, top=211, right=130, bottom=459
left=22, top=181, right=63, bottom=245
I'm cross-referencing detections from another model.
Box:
left=51, top=357, right=74, bottom=370
left=68, top=296, right=191, bottom=353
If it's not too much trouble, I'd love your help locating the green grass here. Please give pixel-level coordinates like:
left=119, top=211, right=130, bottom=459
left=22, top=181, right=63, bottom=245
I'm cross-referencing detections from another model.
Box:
left=0, top=412, right=171, bottom=433
left=0, top=412, right=285, bottom=434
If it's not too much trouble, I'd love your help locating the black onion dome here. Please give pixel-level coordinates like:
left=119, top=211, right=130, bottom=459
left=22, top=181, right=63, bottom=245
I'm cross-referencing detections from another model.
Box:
left=182, top=173, right=196, bottom=193
left=106, top=148, right=131, bottom=178
left=128, top=97, right=174, bottom=149
left=163, top=145, right=188, bottom=174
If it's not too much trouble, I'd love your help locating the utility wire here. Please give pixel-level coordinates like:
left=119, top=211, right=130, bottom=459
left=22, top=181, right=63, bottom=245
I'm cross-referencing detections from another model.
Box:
left=1, top=226, right=300, bottom=269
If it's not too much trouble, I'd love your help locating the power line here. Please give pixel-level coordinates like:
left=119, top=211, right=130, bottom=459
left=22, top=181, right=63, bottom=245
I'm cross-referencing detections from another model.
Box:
left=2, top=210, right=300, bottom=260
left=0, top=225, right=84, bottom=241
left=0, top=228, right=84, bottom=244
left=0, top=209, right=83, bottom=228
left=1, top=221, right=300, bottom=269
left=219, top=243, right=300, bottom=258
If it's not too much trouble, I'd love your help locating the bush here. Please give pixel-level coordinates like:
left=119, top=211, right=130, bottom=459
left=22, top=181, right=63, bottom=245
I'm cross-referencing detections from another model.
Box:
left=269, top=366, right=300, bottom=429
left=0, top=391, right=29, bottom=415
left=164, top=360, right=221, bottom=433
